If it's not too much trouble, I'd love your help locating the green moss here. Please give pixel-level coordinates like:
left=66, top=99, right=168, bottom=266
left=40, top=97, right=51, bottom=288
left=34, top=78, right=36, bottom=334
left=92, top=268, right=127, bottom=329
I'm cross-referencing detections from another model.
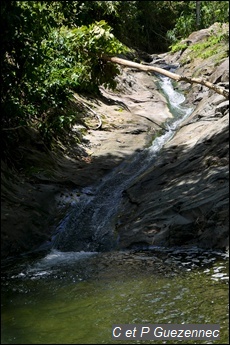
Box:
left=170, top=42, right=188, bottom=53
left=190, top=32, right=228, bottom=58
left=115, top=107, right=124, bottom=112
left=170, top=28, right=229, bottom=62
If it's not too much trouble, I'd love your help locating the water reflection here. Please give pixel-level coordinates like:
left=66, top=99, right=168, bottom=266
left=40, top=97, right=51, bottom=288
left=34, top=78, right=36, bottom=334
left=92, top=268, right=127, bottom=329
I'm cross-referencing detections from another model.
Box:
left=1, top=248, right=229, bottom=344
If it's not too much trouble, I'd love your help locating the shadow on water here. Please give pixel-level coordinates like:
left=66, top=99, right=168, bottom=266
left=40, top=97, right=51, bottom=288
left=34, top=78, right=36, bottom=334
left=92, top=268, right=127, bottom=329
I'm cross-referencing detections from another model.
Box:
left=1, top=244, right=229, bottom=344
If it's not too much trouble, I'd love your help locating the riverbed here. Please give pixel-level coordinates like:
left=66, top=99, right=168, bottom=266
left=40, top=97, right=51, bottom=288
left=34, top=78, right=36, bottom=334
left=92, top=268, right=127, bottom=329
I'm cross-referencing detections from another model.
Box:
left=1, top=247, right=229, bottom=344
left=1, top=75, right=229, bottom=344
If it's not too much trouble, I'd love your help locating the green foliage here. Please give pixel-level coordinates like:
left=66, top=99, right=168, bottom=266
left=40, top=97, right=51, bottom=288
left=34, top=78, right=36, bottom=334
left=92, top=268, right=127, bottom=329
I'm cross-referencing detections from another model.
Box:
left=1, top=0, right=229, bottom=153
left=55, top=1, right=185, bottom=53
left=191, top=28, right=229, bottom=60
left=200, top=1, right=229, bottom=27
left=1, top=1, right=128, bottom=146
left=167, top=1, right=229, bottom=44
left=191, top=30, right=227, bottom=54
left=35, top=20, right=128, bottom=141
left=171, top=23, right=229, bottom=63
left=69, top=1, right=229, bottom=53
left=170, top=42, right=189, bottom=54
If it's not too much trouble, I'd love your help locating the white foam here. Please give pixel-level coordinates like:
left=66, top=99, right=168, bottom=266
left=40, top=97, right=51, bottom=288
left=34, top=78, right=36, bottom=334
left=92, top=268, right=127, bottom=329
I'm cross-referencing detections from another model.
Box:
left=26, top=249, right=98, bottom=275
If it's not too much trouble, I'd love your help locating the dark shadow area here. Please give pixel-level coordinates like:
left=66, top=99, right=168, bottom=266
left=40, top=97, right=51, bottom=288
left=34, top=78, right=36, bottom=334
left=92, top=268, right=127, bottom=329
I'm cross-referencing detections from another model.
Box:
left=116, top=123, right=229, bottom=250
left=2, top=110, right=229, bottom=258
left=1, top=85, right=229, bottom=257
left=1, top=124, right=149, bottom=259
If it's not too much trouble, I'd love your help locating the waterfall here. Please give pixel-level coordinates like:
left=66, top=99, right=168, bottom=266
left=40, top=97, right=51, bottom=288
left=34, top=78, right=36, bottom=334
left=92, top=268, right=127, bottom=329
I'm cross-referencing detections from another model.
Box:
left=52, top=76, right=193, bottom=252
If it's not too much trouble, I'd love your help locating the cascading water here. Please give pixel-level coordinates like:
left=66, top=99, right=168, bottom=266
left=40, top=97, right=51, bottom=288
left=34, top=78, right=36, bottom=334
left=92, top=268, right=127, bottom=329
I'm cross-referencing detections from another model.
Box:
left=2, top=74, right=229, bottom=345
left=53, top=75, right=193, bottom=252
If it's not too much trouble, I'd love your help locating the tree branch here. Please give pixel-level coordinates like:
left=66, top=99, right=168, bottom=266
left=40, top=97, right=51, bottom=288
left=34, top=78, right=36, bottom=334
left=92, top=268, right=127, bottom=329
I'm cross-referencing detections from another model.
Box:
left=103, top=56, right=229, bottom=99
left=73, top=94, right=102, bottom=130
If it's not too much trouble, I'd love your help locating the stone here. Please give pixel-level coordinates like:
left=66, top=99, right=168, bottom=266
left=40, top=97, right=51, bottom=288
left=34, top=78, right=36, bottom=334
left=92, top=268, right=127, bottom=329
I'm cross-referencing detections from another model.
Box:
left=1, top=24, right=229, bottom=258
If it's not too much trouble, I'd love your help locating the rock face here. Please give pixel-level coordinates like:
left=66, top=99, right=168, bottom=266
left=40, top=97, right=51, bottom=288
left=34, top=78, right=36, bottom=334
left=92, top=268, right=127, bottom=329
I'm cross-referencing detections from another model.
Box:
left=115, top=24, right=229, bottom=250
left=116, top=102, right=228, bottom=249
left=1, top=66, right=172, bottom=259
left=1, top=24, right=229, bottom=258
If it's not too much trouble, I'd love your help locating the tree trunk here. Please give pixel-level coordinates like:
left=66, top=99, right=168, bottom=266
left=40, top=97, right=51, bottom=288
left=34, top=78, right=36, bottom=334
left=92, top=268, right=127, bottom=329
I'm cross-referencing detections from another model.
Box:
left=103, top=56, right=229, bottom=99
left=196, top=1, right=201, bottom=28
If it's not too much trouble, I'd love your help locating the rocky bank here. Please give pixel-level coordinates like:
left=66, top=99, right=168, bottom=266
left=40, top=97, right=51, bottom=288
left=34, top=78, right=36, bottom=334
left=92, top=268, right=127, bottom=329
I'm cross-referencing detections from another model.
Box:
left=116, top=23, right=229, bottom=250
left=1, top=23, right=229, bottom=259
left=1, top=61, right=172, bottom=258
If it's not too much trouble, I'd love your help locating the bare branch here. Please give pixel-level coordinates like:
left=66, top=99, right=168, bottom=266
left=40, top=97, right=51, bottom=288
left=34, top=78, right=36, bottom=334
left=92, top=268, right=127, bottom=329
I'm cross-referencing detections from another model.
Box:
left=103, top=56, right=229, bottom=99
left=73, top=94, right=102, bottom=130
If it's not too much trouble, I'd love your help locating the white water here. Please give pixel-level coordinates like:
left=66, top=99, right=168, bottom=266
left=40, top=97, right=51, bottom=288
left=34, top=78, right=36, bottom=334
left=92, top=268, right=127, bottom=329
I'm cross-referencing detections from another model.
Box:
left=149, top=77, right=192, bottom=154
left=51, top=76, right=193, bottom=253
left=2, top=77, right=229, bottom=345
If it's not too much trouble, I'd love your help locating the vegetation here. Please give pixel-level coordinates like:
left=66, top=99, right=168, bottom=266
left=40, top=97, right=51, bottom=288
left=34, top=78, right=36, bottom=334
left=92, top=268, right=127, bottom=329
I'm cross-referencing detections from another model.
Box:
left=190, top=29, right=229, bottom=59
left=1, top=2, right=128, bottom=145
left=170, top=23, right=229, bottom=54
left=1, top=1, right=229, bottom=160
left=167, top=1, right=229, bottom=44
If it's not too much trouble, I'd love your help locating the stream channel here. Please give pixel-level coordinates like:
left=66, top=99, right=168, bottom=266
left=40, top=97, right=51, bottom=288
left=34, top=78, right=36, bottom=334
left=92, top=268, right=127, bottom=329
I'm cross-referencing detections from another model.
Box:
left=1, top=75, right=229, bottom=344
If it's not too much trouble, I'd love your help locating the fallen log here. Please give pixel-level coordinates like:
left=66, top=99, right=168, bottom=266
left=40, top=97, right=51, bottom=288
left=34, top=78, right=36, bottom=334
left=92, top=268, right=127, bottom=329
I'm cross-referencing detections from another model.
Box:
left=103, top=56, right=229, bottom=100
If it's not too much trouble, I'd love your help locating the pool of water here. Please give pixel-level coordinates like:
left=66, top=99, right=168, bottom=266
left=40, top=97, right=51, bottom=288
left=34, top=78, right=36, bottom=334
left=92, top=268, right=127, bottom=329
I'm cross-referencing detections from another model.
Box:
left=2, top=75, right=228, bottom=345
left=1, top=248, right=229, bottom=344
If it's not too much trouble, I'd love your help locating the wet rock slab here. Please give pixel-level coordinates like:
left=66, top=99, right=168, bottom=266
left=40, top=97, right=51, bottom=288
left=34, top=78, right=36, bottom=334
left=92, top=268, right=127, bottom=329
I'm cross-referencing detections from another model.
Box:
left=114, top=50, right=229, bottom=251
left=1, top=69, right=171, bottom=259
left=1, top=23, right=229, bottom=258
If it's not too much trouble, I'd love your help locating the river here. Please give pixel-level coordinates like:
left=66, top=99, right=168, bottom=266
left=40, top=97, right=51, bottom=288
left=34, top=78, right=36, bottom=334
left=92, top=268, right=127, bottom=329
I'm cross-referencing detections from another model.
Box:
left=1, top=76, right=229, bottom=344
